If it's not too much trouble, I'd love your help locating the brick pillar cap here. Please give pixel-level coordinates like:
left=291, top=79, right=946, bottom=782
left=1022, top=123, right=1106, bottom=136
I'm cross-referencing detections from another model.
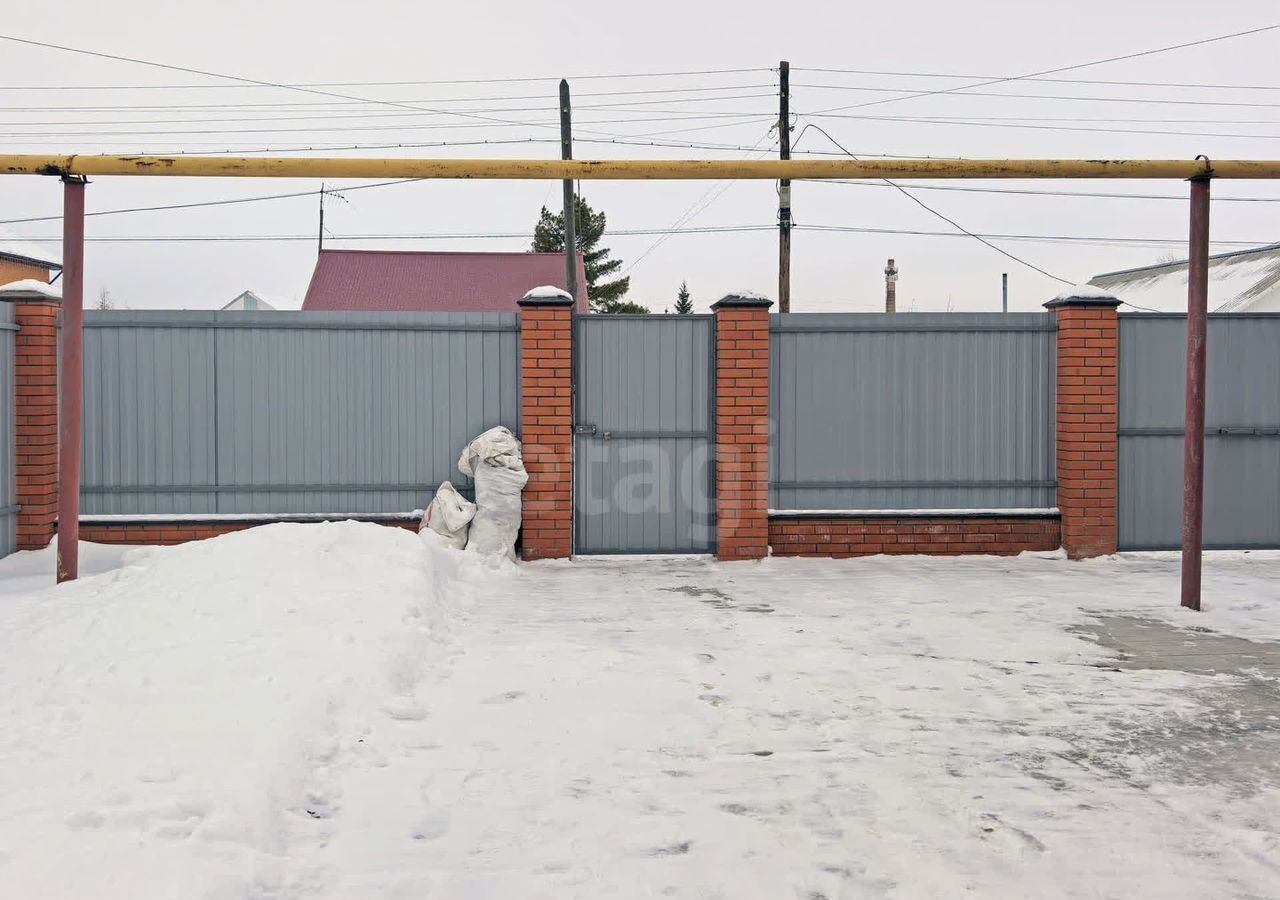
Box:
left=0, top=280, right=62, bottom=303
left=711, top=291, right=773, bottom=310
left=517, top=285, right=576, bottom=307
left=1043, top=284, right=1121, bottom=310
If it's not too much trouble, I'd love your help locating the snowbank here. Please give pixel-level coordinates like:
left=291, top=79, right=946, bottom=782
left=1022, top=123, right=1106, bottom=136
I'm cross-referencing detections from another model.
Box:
left=0, top=521, right=478, bottom=899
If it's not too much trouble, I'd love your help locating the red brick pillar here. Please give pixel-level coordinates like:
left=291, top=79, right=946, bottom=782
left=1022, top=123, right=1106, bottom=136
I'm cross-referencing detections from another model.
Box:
left=1045, top=290, right=1121, bottom=559
left=517, top=289, right=575, bottom=560
left=2, top=288, right=60, bottom=550
left=712, top=293, right=773, bottom=561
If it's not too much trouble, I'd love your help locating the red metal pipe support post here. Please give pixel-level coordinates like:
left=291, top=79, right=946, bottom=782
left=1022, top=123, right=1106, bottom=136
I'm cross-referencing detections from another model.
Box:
left=57, top=177, right=86, bottom=583
left=1181, top=175, right=1211, bottom=611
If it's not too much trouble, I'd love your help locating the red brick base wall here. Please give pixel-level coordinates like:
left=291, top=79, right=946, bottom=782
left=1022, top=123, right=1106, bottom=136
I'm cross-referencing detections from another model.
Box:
left=76, top=518, right=419, bottom=546
left=769, top=515, right=1061, bottom=558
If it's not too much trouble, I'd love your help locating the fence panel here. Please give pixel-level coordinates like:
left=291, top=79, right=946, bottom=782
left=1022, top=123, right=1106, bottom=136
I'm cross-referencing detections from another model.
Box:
left=770, top=313, right=1057, bottom=511
left=0, top=303, right=15, bottom=557
left=82, top=311, right=520, bottom=515
left=1119, top=314, right=1280, bottom=549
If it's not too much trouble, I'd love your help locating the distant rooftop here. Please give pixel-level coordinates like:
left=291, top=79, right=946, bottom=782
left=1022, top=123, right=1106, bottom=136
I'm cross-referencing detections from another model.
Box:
left=1089, top=243, right=1280, bottom=313
left=0, top=226, right=61, bottom=272
left=221, top=290, right=279, bottom=311
left=302, top=249, right=590, bottom=313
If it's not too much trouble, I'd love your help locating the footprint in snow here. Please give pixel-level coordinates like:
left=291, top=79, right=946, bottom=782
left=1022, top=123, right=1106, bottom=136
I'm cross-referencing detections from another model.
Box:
left=482, top=690, right=526, bottom=704
left=382, top=697, right=430, bottom=721
left=409, top=812, right=450, bottom=841
left=64, top=810, right=104, bottom=830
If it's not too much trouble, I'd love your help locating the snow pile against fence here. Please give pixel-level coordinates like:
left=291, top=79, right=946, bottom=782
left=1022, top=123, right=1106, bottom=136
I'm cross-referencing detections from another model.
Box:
left=0, top=521, right=479, bottom=900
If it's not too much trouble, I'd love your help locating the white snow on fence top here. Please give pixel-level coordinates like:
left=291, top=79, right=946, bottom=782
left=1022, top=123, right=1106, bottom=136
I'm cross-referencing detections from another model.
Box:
left=0, top=278, right=61, bottom=299
left=1052, top=283, right=1117, bottom=302
left=523, top=285, right=572, bottom=300
left=726, top=289, right=770, bottom=301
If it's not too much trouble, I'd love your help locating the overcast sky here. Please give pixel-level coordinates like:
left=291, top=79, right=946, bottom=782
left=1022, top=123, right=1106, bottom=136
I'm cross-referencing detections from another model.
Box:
left=1, top=0, right=1278, bottom=313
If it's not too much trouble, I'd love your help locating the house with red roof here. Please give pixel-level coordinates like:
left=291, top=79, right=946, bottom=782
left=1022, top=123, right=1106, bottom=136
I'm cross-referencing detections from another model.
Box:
left=301, top=249, right=590, bottom=313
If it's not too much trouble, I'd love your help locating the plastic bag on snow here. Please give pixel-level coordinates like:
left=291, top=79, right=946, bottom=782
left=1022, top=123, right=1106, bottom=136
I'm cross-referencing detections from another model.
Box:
left=458, top=426, right=528, bottom=559
left=419, top=480, right=477, bottom=550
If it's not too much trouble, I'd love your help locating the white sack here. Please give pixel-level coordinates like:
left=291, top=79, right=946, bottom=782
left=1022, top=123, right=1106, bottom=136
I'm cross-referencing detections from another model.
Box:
left=458, top=426, right=528, bottom=559
left=419, top=480, right=477, bottom=550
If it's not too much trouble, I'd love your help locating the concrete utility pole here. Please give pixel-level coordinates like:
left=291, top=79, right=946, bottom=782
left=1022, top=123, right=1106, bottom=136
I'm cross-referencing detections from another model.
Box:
left=1181, top=175, right=1211, bottom=611
left=559, top=80, right=579, bottom=307
left=778, top=60, right=791, bottom=313
left=884, top=258, right=898, bottom=313
left=1002, top=272, right=1008, bottom=313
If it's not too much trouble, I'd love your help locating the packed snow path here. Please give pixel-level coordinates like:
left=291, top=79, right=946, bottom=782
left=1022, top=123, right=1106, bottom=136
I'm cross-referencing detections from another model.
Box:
left=1, top=527, right=1278, bottom=898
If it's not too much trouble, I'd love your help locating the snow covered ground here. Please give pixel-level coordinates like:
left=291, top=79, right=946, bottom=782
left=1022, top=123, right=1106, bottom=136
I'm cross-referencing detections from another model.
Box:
left=1, top=525, right=1278, bottom=899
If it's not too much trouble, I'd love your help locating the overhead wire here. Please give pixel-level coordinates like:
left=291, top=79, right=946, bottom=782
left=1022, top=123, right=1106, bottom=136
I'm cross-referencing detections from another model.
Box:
left=805, top=23, right=1280, bottom=114
left=792, top=122, right=1074, bottom=285
left=792, top=66, right=1280, bottom=92
left=0, top=66, right=772, bottom=91
left=5, top=225, right=1263, bottom=248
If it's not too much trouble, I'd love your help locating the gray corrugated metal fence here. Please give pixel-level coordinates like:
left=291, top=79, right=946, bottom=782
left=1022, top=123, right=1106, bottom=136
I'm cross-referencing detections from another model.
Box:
left=0, top=303, right=16, bottom=557
left=82, top=311, right=520, bottom=515
left=770, top=313, right=1057, bottom=511
left=1119, top=314, right=1280, bottom=549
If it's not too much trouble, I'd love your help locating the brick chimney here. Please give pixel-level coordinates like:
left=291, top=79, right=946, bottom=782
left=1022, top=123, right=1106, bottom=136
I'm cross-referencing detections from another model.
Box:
left=884, top=258, right=898, bottom=313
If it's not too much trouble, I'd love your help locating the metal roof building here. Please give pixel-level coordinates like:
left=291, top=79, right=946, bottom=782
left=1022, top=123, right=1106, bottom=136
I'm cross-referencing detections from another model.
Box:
left=221, top=290, right=279, bottom=311
left=301, top=249, right=590, bottom=313
left=1088, top=243, right=1280, bottom=313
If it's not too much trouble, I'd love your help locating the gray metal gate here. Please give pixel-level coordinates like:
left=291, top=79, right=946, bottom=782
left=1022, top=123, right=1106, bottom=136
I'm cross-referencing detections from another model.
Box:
left=1119, top=313, right=1280, bottom=549
left=573, top=315, right=715, bottom=553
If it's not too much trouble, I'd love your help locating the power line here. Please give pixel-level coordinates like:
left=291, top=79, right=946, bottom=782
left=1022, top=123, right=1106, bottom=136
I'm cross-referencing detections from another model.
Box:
left=804, top=112, right=1280, bottom=140
left=0, top=33, right=573, bottom=132
left=806, top=23, right=1280, bottom=114
left=802, top=179, right=1280, bottom=203
left=0, top=96, right=778, bottom=127
left=796, top=82, right=1280, bottom=110
left=793, top=66, right=1280, bottom=92
left=0, top=109, right=780, bottom=139
left=0, top=83, right=778, bottom=112
left=0, top=67, right=772, bottom=91
left=622, top=129, right=778, bottom=274
left=794, top=225, right=1262, bottom=248
left=6, top=225, right=1263, bottom=248
left=793, top=122, right=1074, bottom=285
left=7, top=163, right=1274, bottom=229
left=0, top=178, right=424, bottom=225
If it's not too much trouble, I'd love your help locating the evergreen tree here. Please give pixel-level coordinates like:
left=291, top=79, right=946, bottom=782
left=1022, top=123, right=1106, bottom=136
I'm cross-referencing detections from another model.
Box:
left=674, top=281, right=693, bottom=315
left=532, top=194, right=648, bottom=313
